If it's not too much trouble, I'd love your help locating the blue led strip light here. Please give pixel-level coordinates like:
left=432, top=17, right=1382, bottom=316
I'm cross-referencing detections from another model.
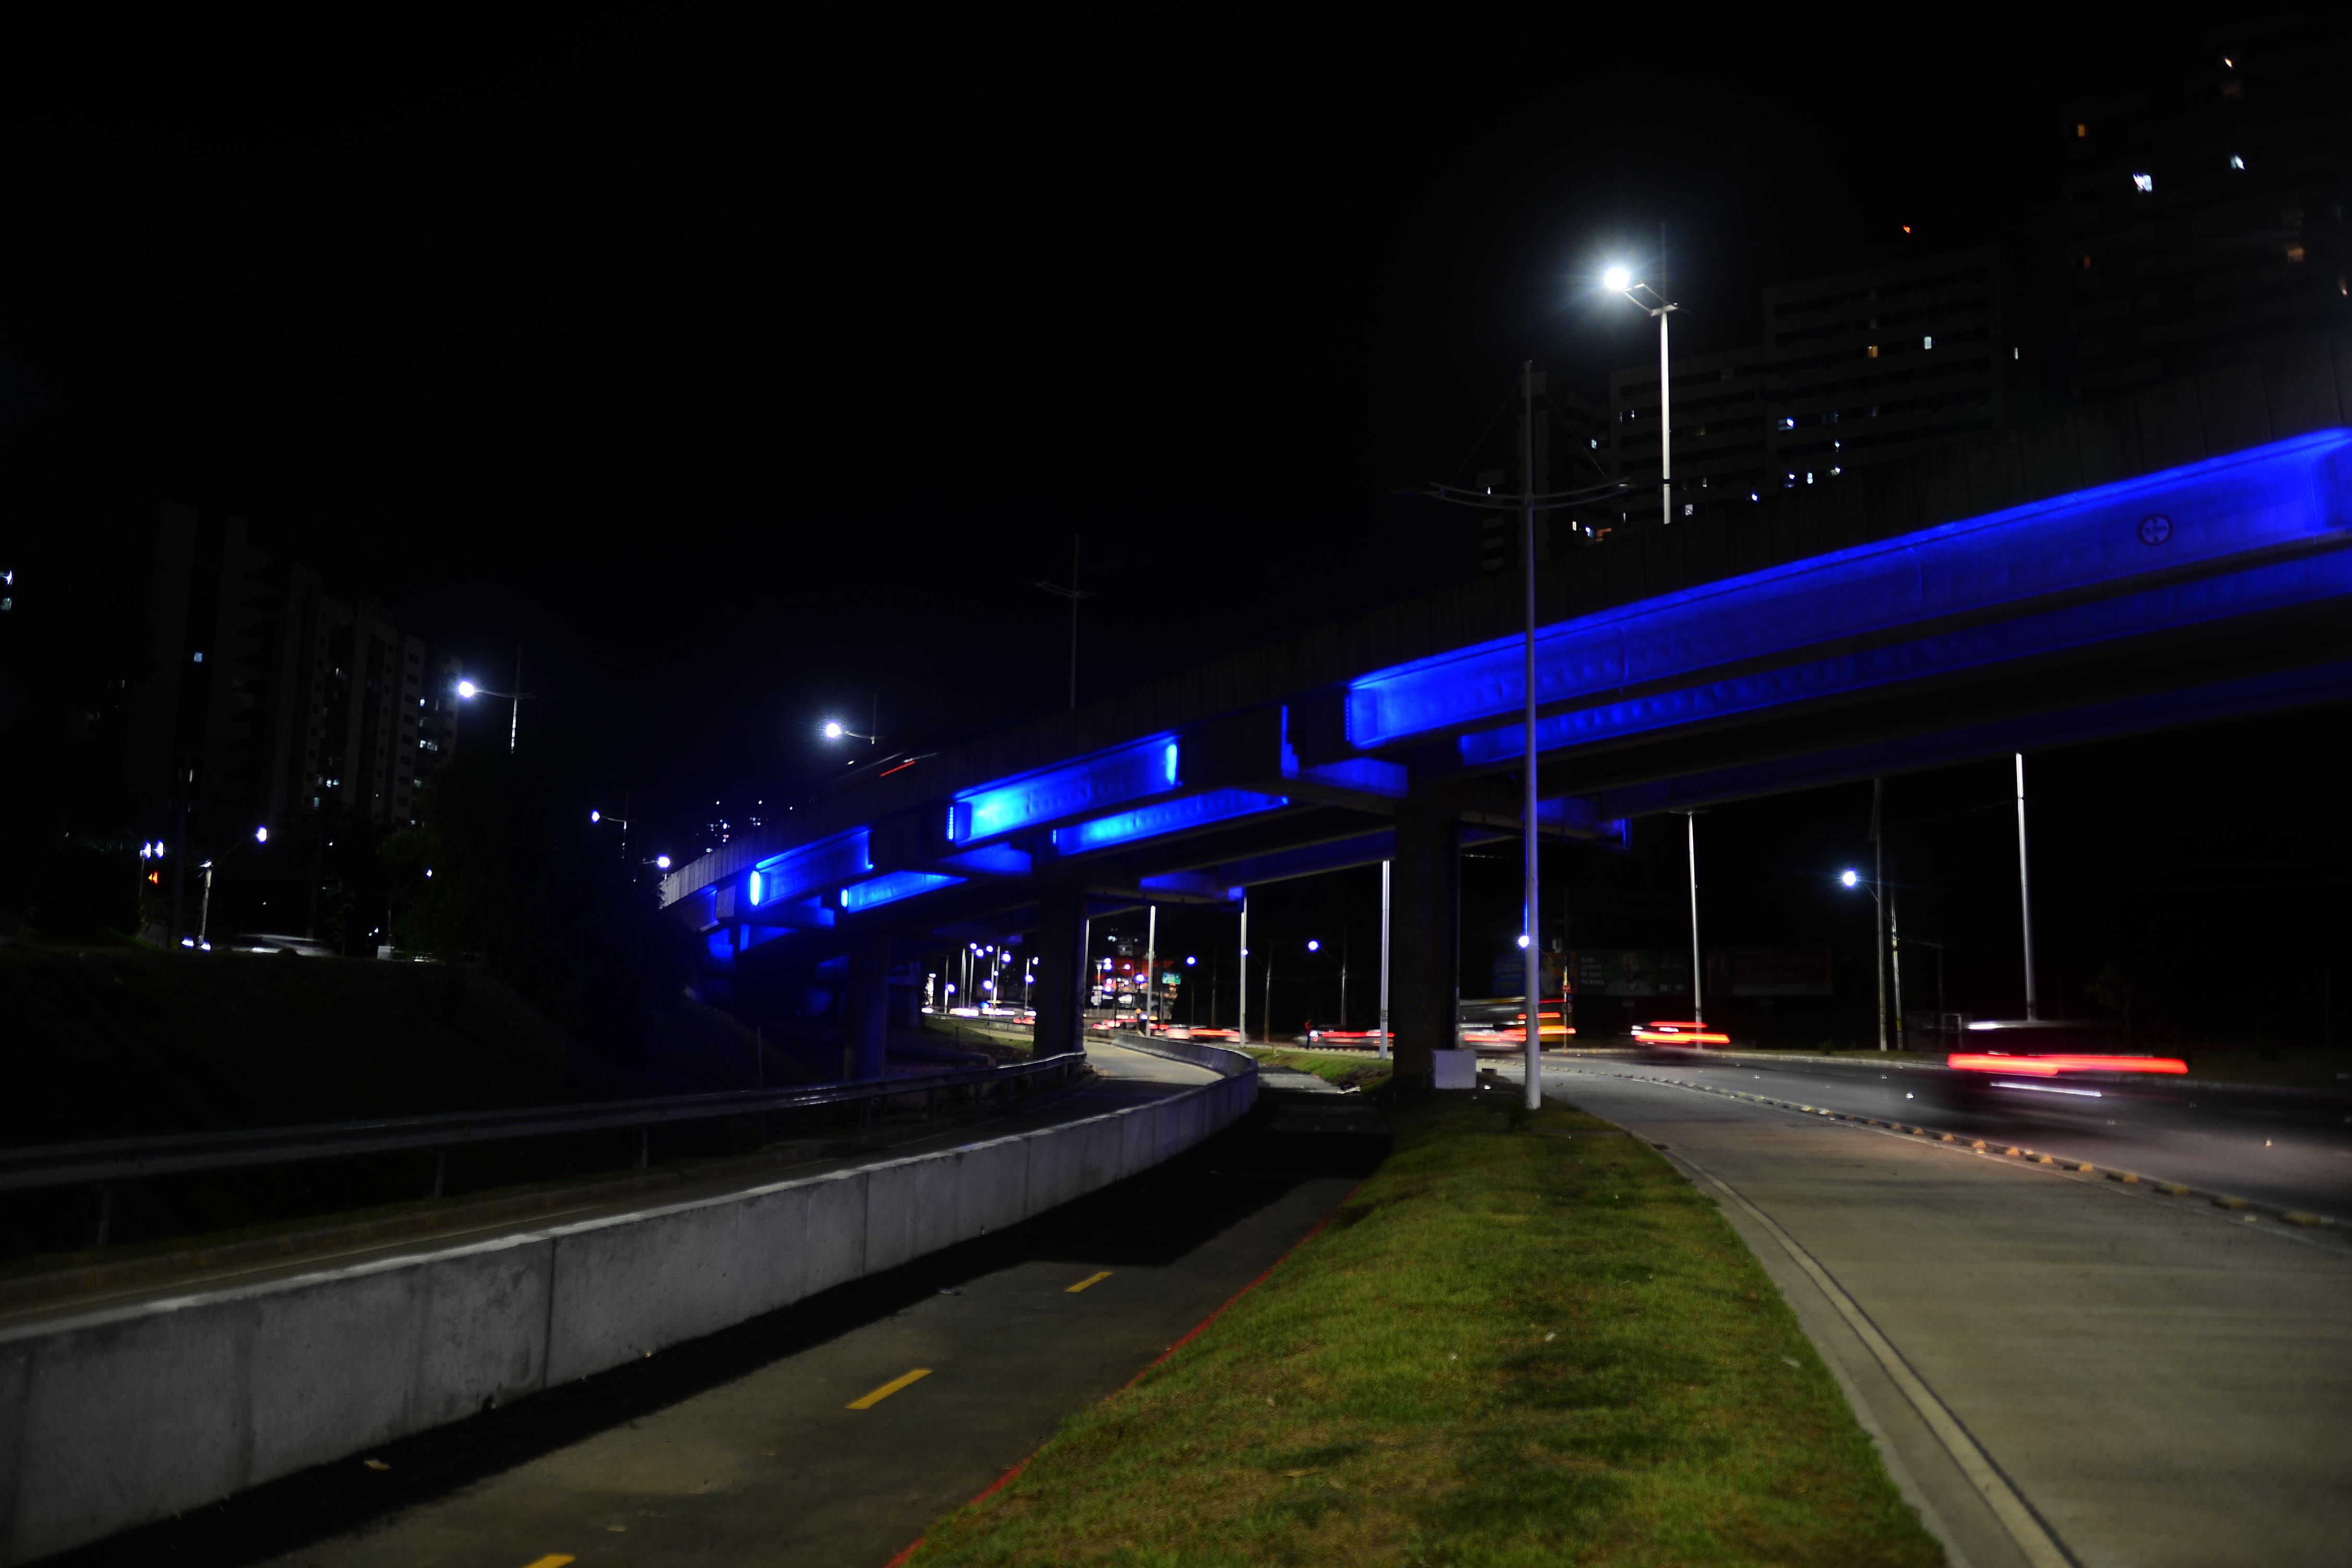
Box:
left=951, top=737, right=1181, bottom=844
left=839, top=870, right=965, bottom=912
left=1457, top=547, right=2352, bottom=765
left=1349, top=430, right=2352, bottom=750
left=747, top=828, right=872, bottom=908
left=1051, top=789, right=1289, bottom=855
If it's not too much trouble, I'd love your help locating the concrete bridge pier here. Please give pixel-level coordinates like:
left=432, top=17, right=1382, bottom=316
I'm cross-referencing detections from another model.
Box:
left=1388, top=800, right=1462, bottom=1093
left=845, top=939, right=890, bottom=1080
left=1032, top=886, right=1091, bottom=1060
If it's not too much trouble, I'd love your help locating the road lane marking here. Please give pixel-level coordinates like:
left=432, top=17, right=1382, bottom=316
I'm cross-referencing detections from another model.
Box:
left=1676, top=1154, right=2074, bottom=1568
left=848, top=1368, right=932, bottom=1408
left=1066, top=1270, right=1113, bottom=1293
left=521, top=1557, right=577, bottom=1568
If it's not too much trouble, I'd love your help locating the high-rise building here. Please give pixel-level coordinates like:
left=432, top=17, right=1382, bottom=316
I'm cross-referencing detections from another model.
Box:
left=1607, top=248, right=2020, bottom=528
left=116, top=500, right=460, bottom=880
left=2065, top=29, right=2352, bottom=399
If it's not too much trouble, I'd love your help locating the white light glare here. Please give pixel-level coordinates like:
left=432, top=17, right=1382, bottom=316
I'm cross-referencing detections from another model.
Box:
left=590, top=810, right=601, bottom=823
left=1517, top=933, right=1530, bottom=949
left=655, top=854, right=671, bottom=869
left=1601, top=264, right=1633, bottom=293
left=2131, top=172, right=2153, bottom=192
left=457, top=680, right=479, bottom=699
left=1306, top=939, right=1320, bottom=952
left=254, top=825, right=268, bottom=844
left=823, top=721, right=844, bottom=739
left=1840, top=868, right=1860, bottom=887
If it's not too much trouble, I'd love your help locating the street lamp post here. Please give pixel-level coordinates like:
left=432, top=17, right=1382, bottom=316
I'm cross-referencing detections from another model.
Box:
left=1840, top=860, right=1895, bottom=1052
left=456, top=651, right=535, bottom=754
left=1680, top=811, right=1703, bottom=1025
left=2015, top=753, right=2039, bottom=1019
left=1604, top=262, right=1681, bottom=525
left=1238, top=894, right=1250, bottom=1044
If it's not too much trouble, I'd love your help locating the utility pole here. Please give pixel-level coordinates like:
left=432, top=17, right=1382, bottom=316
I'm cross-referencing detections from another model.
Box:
left=1032, top=536, right=1093, bottom=710
left=1871, top=778, right=1888, bottom=1051
left=1659, top=220, right=1673, bottom=525
left=1145, top=904, right=1157, bottom=1032
left=1683, top=811, right=1703, bottom=1025
left=2016, top=753, right=2039, bottom=1019
left=509, top=649, right=523, bottom=753
left=1520, top=360, right=1543, bottom=1108
left=1238, top=894, right=1250, bottom=1043
left=1378, top=859, right=1391, bottom=1060
left=1890, top=874, right=1906, bottom=1051
left=1339, top=926, right=1350, bottom=1031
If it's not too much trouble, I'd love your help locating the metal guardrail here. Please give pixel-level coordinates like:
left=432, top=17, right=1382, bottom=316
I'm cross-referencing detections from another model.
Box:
left=0, top=1051, right=1090, bottom=1194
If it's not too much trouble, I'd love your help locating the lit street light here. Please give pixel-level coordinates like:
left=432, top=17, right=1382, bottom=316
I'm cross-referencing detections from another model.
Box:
left=456, top=654, right=534, bottom=753
left=1604, top=253, right=1681, bottom=525
left=253, top=825, right=268, bottom=844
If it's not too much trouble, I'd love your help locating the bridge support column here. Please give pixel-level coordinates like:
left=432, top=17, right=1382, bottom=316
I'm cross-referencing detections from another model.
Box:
left=1390, top=801, right=1461, bottom=1094
left=1032, top=886, right=1091, bottom=1060
left=846, top=939, right=889, bottom=1081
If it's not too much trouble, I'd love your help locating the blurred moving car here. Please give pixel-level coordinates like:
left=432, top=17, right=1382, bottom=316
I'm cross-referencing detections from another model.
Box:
left=1459, top=996, right=1575, bottom=1048
left=1931, top=1019, right=2186, bottom=1118
left=1632, top=1020, right=1730, bottom=1047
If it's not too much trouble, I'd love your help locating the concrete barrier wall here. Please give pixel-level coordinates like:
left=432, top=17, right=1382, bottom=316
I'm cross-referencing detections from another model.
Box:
left=0, top=1061, right=1256, bottom=1565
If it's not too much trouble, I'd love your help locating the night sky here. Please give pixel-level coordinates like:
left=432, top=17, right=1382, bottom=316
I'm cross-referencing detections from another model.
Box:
left=6, top=14, right=2342, bottom=1041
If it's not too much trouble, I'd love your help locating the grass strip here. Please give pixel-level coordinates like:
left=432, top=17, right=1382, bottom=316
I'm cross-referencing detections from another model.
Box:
left=1246, top=1047, right=1393, bottom=1094
left=906, top=1087, right=1941, bottom=1567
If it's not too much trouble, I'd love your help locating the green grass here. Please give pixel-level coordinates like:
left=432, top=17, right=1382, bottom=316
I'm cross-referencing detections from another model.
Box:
left=1245, top=1047, right=1393, bottom=1094
left=907, top=1089, right=1942, bottom=1567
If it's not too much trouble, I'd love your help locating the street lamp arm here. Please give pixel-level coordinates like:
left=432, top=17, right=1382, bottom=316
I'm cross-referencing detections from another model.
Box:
left=1032, top=580, right=1095, bottom=601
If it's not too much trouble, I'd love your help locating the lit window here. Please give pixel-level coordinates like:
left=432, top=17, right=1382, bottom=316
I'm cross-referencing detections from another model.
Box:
left=2075, top=123, right=2087, bottom=137
left=1922, top=335, right=1934, bottom=349
left=1805, top=472, right=1815, bottom=484
left=2014, top=346, right=2020, bottom=359
left=2131, top=172, right=2153, bottom=192
left=192, top=650, right=204, bottom=663
left=1830, top=466, right=1842, bottom=476
left=2082, top=254, right=2093, bottom=270
left=2230, top=154, right=2245, bottom=170
left=2287, top=244, right=2307, bottom=263
left=1866, top=344, right=1879, bottom=358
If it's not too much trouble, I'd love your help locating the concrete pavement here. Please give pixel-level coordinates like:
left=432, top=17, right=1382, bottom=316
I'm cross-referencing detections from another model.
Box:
left=1531, top=1063, right=2352, bottom=1568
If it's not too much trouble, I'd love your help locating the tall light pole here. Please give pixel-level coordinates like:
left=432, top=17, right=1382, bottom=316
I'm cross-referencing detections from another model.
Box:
left=1377, top=859, right=1391, bottom=1060
left=1603, top=262, right=1680, bottom=525
left=1840, top=862, right=1891, bottom=1052
left=1871, top=779, right=1888, bottom=1049
left=2015, top=753, right=2039, bottom=1019
left=456, top=657, right=535, bottom=754
left=1681, top=811, right=1704, bottom=1024
left=1032, top=535, right=1093, bottom=710
left=1517, top=362, right=1544, bottom=1107
left=1238, top=893, right=1250, bottom=1043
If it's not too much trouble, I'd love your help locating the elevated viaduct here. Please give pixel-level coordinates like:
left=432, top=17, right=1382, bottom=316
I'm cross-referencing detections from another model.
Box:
left=665, top=337, right=2352, bottom=1088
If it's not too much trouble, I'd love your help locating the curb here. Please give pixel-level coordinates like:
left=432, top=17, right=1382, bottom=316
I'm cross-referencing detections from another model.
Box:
left=1558, top=1070, right=2341, bottom=1234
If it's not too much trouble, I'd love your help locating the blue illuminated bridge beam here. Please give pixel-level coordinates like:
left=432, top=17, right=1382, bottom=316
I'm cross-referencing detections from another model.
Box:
left=1337, top=431, right=2352, bottom=780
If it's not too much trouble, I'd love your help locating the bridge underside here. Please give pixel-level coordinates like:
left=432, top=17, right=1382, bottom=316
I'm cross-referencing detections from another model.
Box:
left=669, top=431, right=2352, bottom=1086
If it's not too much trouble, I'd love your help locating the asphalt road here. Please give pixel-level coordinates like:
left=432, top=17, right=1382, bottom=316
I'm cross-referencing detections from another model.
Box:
left=48, top=1079, right=1385, bottom=1568
left=1523, top=1058, right=2352, bottom=1568
left=1601, top=1048, right=2352, bottom=1220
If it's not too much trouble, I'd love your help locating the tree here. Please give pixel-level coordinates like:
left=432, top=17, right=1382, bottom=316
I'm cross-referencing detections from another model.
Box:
left=384, top=735, right=694, bottom=1063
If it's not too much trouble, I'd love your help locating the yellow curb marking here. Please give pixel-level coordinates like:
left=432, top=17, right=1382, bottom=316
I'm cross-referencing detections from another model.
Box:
left=523, top=1557, right=578, bottom=1568
left=849, top=1368, right=933, bottom=1409
left=1067, top=1270, right=1113, bottom=1293
left=2075, top=1163, right=2094, bottom=1173
left=2283, top=1212, right=2330, bottom=1227
left=2108, top=1171, right=2138, bottom=1183
left=1686, top=1159, right=2073, bottom=1568
left=2211, top=1196, right=2250, bottom=1211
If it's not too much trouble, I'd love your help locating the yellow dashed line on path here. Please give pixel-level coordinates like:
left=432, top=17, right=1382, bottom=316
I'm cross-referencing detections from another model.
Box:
left=848, top=1368, right=933, bottom=1409
left=1067, top=1270, right=1113, bottom=1293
